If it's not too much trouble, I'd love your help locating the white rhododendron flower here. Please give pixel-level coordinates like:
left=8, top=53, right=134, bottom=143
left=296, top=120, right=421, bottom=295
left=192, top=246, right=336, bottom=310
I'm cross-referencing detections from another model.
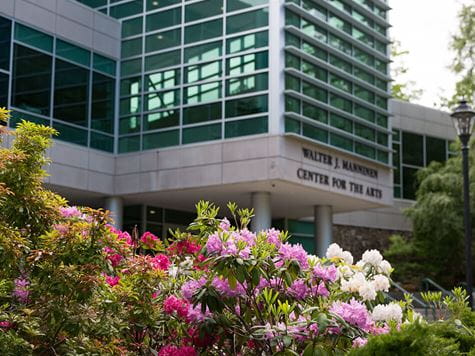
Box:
left=326, top=243, right=344, bottom=259
left=371, top=303, right=403, bottom=323
left=341, top=272, right=366, bottom=293
left=342, top=251, right=354, bottom=265
left=361, top=249, right=383, bottom=266
left=371, top=274, right=390, bottom=292
left=358, top=282, right=377, bottom=301
left=378, top=260, right=392, bottom=275
left=337, top=265, right=353, bottom=279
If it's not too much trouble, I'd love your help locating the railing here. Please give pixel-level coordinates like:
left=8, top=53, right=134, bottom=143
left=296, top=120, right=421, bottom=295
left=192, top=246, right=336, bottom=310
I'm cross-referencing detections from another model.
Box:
left=421, top=278, right=453, bottom=298
left=387, top=280, right=431, bottom=318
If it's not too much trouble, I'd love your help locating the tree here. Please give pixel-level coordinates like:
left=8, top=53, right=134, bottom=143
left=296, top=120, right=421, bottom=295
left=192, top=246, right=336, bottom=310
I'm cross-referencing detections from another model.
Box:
left=391, top=40, right=423, bottom=102
left=385, top=141, right=475, bottom=288
left=443, top=2, right=475, bottom=108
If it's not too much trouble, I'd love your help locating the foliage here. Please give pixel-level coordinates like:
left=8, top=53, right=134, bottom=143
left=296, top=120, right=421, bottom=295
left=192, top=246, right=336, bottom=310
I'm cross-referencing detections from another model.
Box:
left=391, top=40, right=423, bottom=102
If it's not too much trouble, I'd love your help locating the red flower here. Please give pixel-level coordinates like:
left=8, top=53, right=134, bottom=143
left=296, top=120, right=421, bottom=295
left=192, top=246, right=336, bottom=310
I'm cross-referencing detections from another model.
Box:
left=140, top=232, right=159, bottom=249
left=163, top=296, right=189, bottom=319
left=168, top=240, right=201, bottom=255
left=151, top=254, right=171, bottom=271
left=105, top=275, right=120, bottom=287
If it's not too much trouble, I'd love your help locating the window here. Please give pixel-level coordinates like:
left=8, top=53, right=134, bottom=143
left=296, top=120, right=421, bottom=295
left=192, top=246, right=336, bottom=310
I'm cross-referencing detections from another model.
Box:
left=426, top=136, right=446, bottom=164
left=285, top=95, right=300, bottom=113
left=121, top=77, right=142, bottom=96
left=110, top=0, right=143, bottom=19
left=285, top=52, right=300, bottom=69
left=301, top=19, right=327, bottom=42
left=144, top=89, right=180, bottom=111
left=182, top=123, right=222, bottom=144
left=330, top=132, right=352, bottom=151
left=330, top=94, right=352, bottom=113
left=329, top=34, right=352, bottom=55
left=330, top=113, right=352, bottom=133
left=185, top=81, right=221, bottom=104
left=225, top=94, right=268, bottom=118
left=227, top=0, right=267, bottom=12
left=12, top=45, right=52, bottom=117
left=120, top=116, right=141, bottom=134
left=0, top=17, right=11, bottom=70
left=146, top=8, right=181, bottom=32
left=185, top=41, right=222, bottom=63
left=119, top=136, right=140, bottom=153
left=302, top=102, right=327, bottom=123
left=122, top=17, right=143, bottom=38
left=145, top=50, right=181, bottom=72
left=227, top=8, right=268, bottom=34
left=145, top=29, right=181, bottom=53
left=146, top=69, right=180, bottom=92
left=53, top=121, right=88, bottom=146
left=0, top=73, right=8, bottom=108
left=15, top=24, right=53, bottom=52
left=355, top=85, right=374, bottom=103
left=183, top=102, right=222, bottom=124
left=94, top=54, right=116, bottom=76
left=185, top=0, right=223, bottom=21
left=146, top=0, right=180, bottom=11
left=285, top=117, right=300, bottom=133
left=91, top=73, right=115, bottom=133
left=185, top=19, right=223, bottom=44
left=285, top=74, right=300, bottom=91
left=120, top=96, right=141, bottom=116
left=402, top=166, right=418, bottom=200
left=122, top=58, right=142, bottom=76
left=143, top=130, right=179, bottom=149
left=90, top=132, right=114, bottom=152
left=354, top=122, right=374, bottom=141
left=302, top=61, right=327, bottom=82
left=185, top=61, right=221, bottom=83
left=227, top=51, right=268, bottom=75
left=122, top=38, right=143, bottom=58
left=226, top=72, right=268, bottom=96
left=225, top=116, right=267, bottom=138
left=329, top=73, right=351, bottom=93
left=329, top=15, right=351, bottom=34
left=302, top=82, right=327, bottom=103
left=303, top=123, right=327, bottom=143
left=402, top=132, right=423, bottom=166
left=227, top=31, right=268, bottom=54
left=144, top=110, right=179, bottom=130
left=302, top=41, right=327, bottom=61
left=355, top=142, right=375, bottom=159
left=329, top=54, right=352, bottom=74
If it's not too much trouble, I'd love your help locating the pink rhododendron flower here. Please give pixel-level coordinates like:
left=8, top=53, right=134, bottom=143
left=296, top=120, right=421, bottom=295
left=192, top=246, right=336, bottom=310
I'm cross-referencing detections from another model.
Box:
left=312, top=281, right=330, bottom=297
left=205, top=233, right=223, bottom=254
left=288, top=279, right=309, bottom=299
left=13, top=278, right=29, bottom=303
left=330, top=299, right=372, bottom=332
left=105, top=275, right=120, bottom=287
left=158, top=345, right=197, bottom=356
left=277, top=243, right=309, bottom=269
left=181, top=277, right=206, bottom=301
left=0, top=321, right=13, bottom=330
left=118, top=231, right=134, bottom=246
left=59, top=206, right=81, bottom=218
left=151, top=254, right=171, bottom=270
left=352, top=337, right=368, bottom=348
left=187, top=304, right=211, bottom=322
left=53, top=224, right=69, bottom=236
left=163, top=296, right=189, bottom=319
left=219, top=217, right=230, bottom=231
left=313, top=264, right=338, bottom=283
left=266, top=228, right=282, bottom=247
left=140, top=232, right=159, bottom=248
left=212, top=277, right=246, bottom=297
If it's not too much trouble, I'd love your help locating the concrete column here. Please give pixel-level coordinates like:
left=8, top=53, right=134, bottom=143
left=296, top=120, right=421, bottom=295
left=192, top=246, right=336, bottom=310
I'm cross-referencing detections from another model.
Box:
left=314, top=205, right=333, bottom=257
left=104, top=196, right=124, bottom=229
left=251, top=192, right=272, bottom=232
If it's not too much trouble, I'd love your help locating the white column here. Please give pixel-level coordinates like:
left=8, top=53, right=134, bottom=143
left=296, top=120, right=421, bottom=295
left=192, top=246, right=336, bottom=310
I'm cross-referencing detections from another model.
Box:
left=104, top=196, right=124, bottom=229
left=314, top=205, right=333, bottom=257
left=251, top=192, right=272, bottom=232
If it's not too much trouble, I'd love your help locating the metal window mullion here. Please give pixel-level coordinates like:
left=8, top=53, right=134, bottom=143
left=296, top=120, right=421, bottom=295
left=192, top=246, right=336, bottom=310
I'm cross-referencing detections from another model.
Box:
left=7, top=19, right=14, bottom=114
left=179, top=0, right=185, bottom=145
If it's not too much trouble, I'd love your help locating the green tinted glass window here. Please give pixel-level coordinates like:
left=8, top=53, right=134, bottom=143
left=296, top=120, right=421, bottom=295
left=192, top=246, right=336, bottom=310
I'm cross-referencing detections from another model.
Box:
left=302, top=61, right=327, bottom=82
left=146, top=0, right=180, bottom=11
left=354, top=122, right=374, bottom=141
left=330, top=94, right=352, bottom=113
left=146, top=8, right=181, bottom=32
left=185, top=41, right=222, bottom=63
left=303, top=102, right=327, bottom=123
left=91, top=72, right=115, bottom=133
left=285, top=52, right=300, bottom=69
left=302, top=0, right=326, bottom=21
left=54, top=59, right=89, bottom=126
left=355, top=85, right=374, bottom=103
left=302, top=41, right=327, bottom=61
left=286, top=9, right=300, bottom=27
left=285, top=74, right=300, bottom=91
left=329, top=15, right=351, bottom=34
left=402, top=131, right=423, bottom=166
left=119, top=136, right=140, bottom=153
left=226, top=72, right=268, bottom=96
left=329, top=34, right=352, bottom=55
left=329, top=54, right=352, bottom=74
left=90, top=132, right=114, bottom=152
left=402, top=166, right=418, bottom=200
left=53, top=121, right=88, bottom=146
left=182, top=123, right=222, bottom=144
left=354, top=67, right=374, bottom=84
left=120, top=96, right=141, bottom=116
left=302, top=82, right=327, bottom=102
left=426, top=136, right=446, bottom=164
left=144, top=110, right=179, bottom=130
left=145, top=29, right=181, bottom=53
left=185, top=81, right=221, bottom=104
left=143, top=130, right=179, bottom=149
left=285, top=31, right=300, bottom=47
left=225, top=116, right=267, bottom=138
left=145, top=50, right=181, bottom=71
left=329, top=73, right=351, bottom=93
left=354, top=47, right=373, bottom=66
left=225, top=94, right=268, bottom=118
left=227, top=51, right=268, bottom=75
left=377, top=113, right=387, bottom=128
left=185, top=19, right=223, bottom=44
left=94, top=54, right=116, bottom=76
left=185, top=61, right=221, bottom=83
left=354, top=104, right=374, bottom=122
left=15, top=24, right=53, bottom=52
left=228, top=0, right=267, bottom=11
left=56, top=39, right=90, bottom=66
left=378, top=150, right=389, bottom=164
left=285, top=117, right=300, bottom=133
left=285, top=95, right=300, bottom=113
left=121, top=58, right=142, bottom=76
left=122, top=37, right=142, bottom=58
left=9, top=111, right=49, bottom=128
left=121, top=77, right=141, bottom=96
left=301, top=19, right=327, bottom=42
left=183, top=102, right=222, bottom=124
left=122, top=17, right=143, bottom=38
left=186, top=0, right=223, bottom=21
left=0, top=17, right=11, bottom=71
left=120, top=115, right=141, bottom=134
left=144, top=89, right=180, bottom=111
left=330, top=113, right=352, bottom=133
left=227, top=8, right=268, bottom=34
left=110, top=0, right=143, bottom=18
left=227, top=31, right=268, bottom=54
left=377, top=132, right=388, bottom=146
left=303, top=123, right=328, bottom=143
left=146, top=69, right=180, bottom=92
left=0, top=73, right=8, bottom=107
left=376, top=96, right=387, bottom=109
left=12, top=45, right=52, bottom=116
left=330, top=132, right=352, bottom=151
left=355, top=142, right=375, bottom=159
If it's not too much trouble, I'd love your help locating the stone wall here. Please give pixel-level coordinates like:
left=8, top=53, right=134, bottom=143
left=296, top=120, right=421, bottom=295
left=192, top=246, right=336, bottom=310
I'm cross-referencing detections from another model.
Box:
left=333, top=224, right=412, bottom=261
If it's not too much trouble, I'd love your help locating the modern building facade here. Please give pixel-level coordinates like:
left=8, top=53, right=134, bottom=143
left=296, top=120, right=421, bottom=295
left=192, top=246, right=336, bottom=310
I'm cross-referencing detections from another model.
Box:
left=0, top=0, right=457, bottom=256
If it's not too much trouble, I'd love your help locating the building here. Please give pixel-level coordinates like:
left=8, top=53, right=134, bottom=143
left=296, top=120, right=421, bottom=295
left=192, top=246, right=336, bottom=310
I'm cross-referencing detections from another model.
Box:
left=0, top=0, right=457, bottom=256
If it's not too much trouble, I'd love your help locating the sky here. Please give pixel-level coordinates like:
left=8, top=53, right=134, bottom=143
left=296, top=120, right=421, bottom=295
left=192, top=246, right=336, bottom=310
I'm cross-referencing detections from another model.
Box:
left=389, top=0, right=471, bottom=108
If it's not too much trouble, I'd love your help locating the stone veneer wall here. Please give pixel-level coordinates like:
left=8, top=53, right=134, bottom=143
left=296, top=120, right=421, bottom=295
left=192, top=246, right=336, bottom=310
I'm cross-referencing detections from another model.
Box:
left=333, top=224, right=412, bottom=261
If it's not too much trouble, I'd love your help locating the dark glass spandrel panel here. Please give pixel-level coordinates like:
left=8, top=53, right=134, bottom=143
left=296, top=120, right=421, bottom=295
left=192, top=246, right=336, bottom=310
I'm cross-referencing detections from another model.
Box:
left=402, top=131, right=423, bottom=166
left=122, top=17, right=143, bottom=38
left=303, top=123, right=328, bottom=143
left=15, top=24, right=53, bottom=52
left=145, top=50, right=181, bottom=72
left=91, top=72, right=115, bottom=133
left=120, top=115, right=141, bottom=134
left=0, top=72, right=8, bottom=108
left=110, top=0, right=143, bottom=19
left=90, top=132, right=114, bottom=152
left=53, top=121, right=88, bottom=146
left=227, top=0, right=267, bottom=12
left=0, top=16, right=11, bottom=71
left=143, top=129, right=179, bottom=149
left=227, top=8, right=268, bottom=34
left=226, top=31, right=269, bottom=53
left=402, top=166, right=418, bottom=200
left=186, top=0, right=223, bottom=21
left=185, top=41, right=222, bottom=63
left=147, top=0, right=180, bottom=11
left=119, top=135, right=141, bottom=153
left=146, top=69, right=180, bottom=92
left=185, top=19, right=223, bottom=44
left=426, top=136, right=447, bottom=164
left=53, top=59, right=89, bottom=126
left=146, top=29, right=181, bottom=53
left=56, top=39, right=91, bottom=67
left=182, top=123, right=222, bottom=144
left=225, top=94, right=267, bottom=118
left=12, top=45, right=52, bottom=116
left=183, top=102, right=222, bottom=124
left=94, top=54, right=116, bottom=76
left=146, top=8, right=181, bottom=32
left=225, top=116, right=267, bottom=138
left=144, top=109, right=179, bottom=130
left=226, top=72, right=268, bottom=96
